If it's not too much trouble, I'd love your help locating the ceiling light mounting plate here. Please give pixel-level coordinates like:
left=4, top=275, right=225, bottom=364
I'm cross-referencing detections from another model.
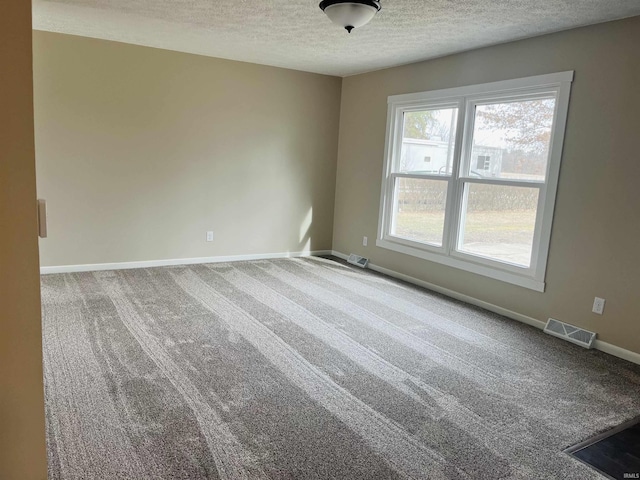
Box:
left=319, top=0, right=381, bottom=33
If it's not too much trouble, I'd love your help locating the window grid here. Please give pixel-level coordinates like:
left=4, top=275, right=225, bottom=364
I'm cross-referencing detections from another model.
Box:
left=377, top=72, right=573, bottom=291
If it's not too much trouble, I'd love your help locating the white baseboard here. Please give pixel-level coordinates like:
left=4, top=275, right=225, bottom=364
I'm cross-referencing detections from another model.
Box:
left=331, top=250, right=640, bottom=366
left=592, top=340, right=640, bottom=366
left=40, top=250, right=332, bottom=275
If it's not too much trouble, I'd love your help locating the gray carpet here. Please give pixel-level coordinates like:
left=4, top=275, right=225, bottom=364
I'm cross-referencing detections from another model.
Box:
left=41, top=256, right=640, bottom=479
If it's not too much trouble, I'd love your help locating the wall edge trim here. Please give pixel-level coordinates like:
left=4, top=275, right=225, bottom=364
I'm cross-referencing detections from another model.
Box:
left=40, top=250, right=333, bottom=274
left=331, top=250, right=640, bottom=366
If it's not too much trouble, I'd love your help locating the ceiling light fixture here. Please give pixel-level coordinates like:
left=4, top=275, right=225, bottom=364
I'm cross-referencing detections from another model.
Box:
left=319, top=0, right=381, bottom=33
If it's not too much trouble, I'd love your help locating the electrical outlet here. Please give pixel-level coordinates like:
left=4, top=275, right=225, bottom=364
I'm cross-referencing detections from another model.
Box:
left=592, top=297, right=605, bottom=315
left=206, top=231, right=214, bottom=242
left=362, top=236, right=368, bottom=247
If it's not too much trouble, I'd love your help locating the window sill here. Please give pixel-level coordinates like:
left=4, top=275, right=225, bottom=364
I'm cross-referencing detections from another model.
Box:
left=376, top=237, right=545, bottom=292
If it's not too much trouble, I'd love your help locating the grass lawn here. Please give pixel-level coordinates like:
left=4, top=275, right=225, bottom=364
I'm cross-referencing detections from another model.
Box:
left=394, top=210, right=536, bottom=265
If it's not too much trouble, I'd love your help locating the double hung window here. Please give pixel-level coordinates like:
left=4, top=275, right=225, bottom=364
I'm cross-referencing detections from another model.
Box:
left=377, top=72, right=573, bottom=291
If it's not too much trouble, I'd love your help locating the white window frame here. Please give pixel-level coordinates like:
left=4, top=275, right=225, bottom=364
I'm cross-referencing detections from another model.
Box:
left=377, top=71, right=573, bottom=292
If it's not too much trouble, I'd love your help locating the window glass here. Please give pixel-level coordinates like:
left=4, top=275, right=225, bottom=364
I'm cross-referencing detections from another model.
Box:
left=391, top=178, right=448, bottom=246
left=458, top=184, right=539, bottom=267
left=476, top=155, right=490, bottom=170
left=379, top=72, right=572, bottom=289
left=399, top=108, right=458, bottom=175
left=466, top=98, right=556, bottom=181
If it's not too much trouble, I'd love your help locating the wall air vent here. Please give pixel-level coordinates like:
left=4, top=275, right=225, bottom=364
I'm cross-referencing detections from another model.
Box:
left=347, top=254, right=369, bottom=268
left=544, top=318, right=596, bottom=349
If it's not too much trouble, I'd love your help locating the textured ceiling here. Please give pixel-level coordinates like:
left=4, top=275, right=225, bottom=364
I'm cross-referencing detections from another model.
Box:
left=32, top=0, right=640, bottom=77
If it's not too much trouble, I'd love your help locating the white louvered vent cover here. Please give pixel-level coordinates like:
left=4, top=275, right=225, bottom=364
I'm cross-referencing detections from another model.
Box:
left=544, top=318, right=596, bottom=349
left=347, top=254, right=369, bottom=269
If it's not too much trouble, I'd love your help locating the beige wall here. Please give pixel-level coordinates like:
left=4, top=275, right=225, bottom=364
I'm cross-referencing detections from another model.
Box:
left=334, top=17, right=640, bottom=354
left=34, top=32, right=341, bottom=267
left=34, top=20, right=640, bottom=356
left=0, top=1, right=47, bottom=479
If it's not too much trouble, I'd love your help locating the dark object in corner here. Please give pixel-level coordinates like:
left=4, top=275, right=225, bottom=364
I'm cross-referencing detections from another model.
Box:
left=566, top=417, right=640, bottom=479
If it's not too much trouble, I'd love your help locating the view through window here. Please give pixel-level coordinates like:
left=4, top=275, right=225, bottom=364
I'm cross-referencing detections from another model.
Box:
left=378, top=72, right=573, bottom=290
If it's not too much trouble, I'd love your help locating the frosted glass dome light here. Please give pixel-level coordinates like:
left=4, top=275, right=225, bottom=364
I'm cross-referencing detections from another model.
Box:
left=319, top=0, right=381, bottom=33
